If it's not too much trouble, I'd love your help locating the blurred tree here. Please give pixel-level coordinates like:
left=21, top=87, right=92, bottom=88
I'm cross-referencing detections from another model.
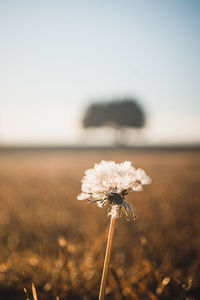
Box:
left=82, top=98, right=146, bottom=145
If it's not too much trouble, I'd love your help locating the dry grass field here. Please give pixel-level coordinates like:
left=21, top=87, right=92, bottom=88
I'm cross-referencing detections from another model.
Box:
left=0, top=149, right=199, bottom=300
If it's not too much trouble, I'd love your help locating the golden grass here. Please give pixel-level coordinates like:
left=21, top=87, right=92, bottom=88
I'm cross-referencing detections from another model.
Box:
left=31, top=283, right=38, bottom=300
left=0, top=149, right=199, bottom=299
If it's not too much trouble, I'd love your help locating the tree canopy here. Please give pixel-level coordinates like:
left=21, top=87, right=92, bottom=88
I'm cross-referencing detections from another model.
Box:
left=83, top=98, right=145, bottom=129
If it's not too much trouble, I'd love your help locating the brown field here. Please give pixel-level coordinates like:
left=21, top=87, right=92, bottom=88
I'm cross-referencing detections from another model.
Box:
left=0, top=149, right=200, bottom=300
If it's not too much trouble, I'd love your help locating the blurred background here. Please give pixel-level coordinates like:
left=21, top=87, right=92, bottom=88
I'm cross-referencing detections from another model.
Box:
left=0, top=0, right=199, bottom=147
left=0, top=1, right=200, bottom=300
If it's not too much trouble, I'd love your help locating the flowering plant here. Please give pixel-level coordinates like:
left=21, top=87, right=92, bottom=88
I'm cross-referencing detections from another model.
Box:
left=78, top=160, right=151, bottom=300
left=78, top=160, right=151, bottom=219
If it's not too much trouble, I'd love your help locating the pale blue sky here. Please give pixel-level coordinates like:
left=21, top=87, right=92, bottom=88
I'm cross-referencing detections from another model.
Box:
left=0, top=0, right=199, bottom=145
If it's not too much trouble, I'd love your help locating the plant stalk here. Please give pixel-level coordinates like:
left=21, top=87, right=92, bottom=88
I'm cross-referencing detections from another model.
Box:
left=99, top=216, right=117, bottom=300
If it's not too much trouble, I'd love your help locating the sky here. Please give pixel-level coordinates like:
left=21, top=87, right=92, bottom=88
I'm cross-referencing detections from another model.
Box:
left=0, top=0, right=200, bottom=145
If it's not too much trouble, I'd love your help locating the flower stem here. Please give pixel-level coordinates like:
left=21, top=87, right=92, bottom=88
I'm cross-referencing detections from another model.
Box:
left=99, top=216, right=117, bottom=300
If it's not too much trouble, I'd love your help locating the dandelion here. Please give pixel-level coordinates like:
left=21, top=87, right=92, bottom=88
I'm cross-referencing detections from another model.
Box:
left=77, top=160, right=151, bottom=300
left=78, top=160, right=151, bottom=219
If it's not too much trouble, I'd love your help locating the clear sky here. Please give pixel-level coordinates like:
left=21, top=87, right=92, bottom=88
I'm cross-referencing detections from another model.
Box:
left=0, top=0, right=200, bottom=145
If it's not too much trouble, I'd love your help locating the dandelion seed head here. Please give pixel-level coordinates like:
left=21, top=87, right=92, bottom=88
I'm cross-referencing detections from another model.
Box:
left=77, top=160, right=151, bottom=219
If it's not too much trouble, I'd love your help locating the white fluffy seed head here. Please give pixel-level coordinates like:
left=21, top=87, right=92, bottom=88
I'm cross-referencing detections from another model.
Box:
left=77, top=160, right=151, bottom=219
left=77, top=160, right=151, bottom=201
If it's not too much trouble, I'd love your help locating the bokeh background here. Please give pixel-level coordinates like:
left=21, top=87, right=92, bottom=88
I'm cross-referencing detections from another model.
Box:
left=0, top=1, right=200, bottom=300
left=0, top=0, right=200, bottom=146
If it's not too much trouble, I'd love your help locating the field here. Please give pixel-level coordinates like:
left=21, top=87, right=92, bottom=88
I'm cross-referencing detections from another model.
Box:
left=0, top=149, right=199, bottom=300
